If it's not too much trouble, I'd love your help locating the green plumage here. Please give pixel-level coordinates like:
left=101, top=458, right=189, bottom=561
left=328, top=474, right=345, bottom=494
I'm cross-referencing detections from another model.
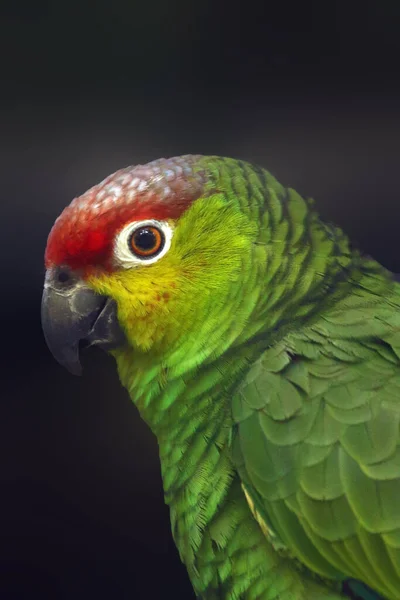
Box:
left=110, top=157, right=399, bottom=599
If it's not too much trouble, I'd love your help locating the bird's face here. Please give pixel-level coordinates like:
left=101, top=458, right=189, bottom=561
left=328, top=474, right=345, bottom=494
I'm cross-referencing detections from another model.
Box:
left=42, top=156, right=257, bottom=374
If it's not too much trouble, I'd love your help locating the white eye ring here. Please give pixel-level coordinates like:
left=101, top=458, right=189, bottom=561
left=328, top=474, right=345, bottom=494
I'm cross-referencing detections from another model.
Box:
left=113, top=219, right=174, bottom=268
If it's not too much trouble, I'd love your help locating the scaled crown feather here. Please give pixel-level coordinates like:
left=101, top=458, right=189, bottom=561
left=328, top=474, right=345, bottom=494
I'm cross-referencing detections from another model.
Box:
left=45, top=155, right=207, bottom=271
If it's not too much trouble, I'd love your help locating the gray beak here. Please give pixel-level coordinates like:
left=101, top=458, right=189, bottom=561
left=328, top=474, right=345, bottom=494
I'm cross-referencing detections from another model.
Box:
left=41, top=267, right=125, bottom=375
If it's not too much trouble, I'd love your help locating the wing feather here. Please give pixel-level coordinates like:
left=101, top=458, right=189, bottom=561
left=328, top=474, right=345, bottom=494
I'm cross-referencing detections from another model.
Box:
left=232, top=280, right=400, bottom=599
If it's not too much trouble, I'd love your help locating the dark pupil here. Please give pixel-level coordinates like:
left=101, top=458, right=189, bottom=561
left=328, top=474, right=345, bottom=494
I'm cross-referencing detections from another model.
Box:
left=134, top=228, right=157, bottom=250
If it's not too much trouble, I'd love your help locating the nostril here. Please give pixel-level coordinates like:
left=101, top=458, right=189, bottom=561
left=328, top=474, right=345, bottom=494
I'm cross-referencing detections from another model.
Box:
left=57, top=270, right=71, bottom=284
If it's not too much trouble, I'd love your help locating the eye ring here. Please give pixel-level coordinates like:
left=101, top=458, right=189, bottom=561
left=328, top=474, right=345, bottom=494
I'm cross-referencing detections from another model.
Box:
left=113, top=219, right=173, bottom=268
left=129, top=225, right=164, bottom=258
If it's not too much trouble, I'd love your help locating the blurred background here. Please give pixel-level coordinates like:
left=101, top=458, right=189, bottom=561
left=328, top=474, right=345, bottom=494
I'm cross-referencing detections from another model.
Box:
left=1, top=1, right=400, bottom=598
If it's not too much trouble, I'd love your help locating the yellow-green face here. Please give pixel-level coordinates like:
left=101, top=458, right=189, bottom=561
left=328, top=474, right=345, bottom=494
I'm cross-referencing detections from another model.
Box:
left=86, top=193, right=256, bottom=356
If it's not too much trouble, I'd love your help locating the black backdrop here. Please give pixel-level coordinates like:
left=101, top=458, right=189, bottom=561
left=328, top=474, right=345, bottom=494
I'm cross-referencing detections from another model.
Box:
left=1, top=1, right=400, bottom=598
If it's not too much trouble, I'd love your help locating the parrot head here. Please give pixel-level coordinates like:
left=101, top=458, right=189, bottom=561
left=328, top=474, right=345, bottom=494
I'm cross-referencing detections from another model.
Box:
left=41, top=155, right=260, bottom=376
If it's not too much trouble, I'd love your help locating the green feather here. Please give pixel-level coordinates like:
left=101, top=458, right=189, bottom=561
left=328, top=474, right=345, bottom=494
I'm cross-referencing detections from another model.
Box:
left=107, top=156, right=400, bottom=599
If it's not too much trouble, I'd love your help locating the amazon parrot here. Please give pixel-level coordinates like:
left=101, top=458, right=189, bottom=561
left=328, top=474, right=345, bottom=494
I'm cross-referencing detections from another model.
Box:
left=41, top=155, right=400, bottom=600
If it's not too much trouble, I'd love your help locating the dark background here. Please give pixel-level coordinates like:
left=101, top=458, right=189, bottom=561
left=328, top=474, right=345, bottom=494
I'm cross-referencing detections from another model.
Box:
left=1, top=1, right=400, bottom=598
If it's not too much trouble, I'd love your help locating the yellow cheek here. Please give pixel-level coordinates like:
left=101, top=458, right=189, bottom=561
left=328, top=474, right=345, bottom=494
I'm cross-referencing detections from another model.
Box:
left=87, top=267, right=181, bottom=351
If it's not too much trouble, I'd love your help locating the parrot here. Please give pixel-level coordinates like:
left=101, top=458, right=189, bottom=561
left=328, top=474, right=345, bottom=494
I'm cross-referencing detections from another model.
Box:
left=41, top=155, right=400, bottom=600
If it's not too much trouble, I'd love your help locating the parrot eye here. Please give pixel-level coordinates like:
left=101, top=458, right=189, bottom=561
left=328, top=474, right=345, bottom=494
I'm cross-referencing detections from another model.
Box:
left=129, top=226, right=164, bottom=258
left=114, top=219, right=173, bottom=268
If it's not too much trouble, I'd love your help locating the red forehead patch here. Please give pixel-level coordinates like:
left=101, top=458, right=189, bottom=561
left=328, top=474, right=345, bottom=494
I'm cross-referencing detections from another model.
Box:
left=45, top=155, right=207, bottom=271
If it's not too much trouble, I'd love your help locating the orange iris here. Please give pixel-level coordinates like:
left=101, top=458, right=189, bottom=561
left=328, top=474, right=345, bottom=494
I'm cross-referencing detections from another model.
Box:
left=129, top=226, right=164, bottom=257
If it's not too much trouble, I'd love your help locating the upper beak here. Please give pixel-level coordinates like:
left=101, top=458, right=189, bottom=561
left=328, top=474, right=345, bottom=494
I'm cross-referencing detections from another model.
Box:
left=41, top=267, right=126, bottom=375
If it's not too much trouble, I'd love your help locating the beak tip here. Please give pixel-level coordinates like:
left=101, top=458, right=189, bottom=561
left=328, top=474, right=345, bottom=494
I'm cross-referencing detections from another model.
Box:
left=65, top=361, right=83, bottom=377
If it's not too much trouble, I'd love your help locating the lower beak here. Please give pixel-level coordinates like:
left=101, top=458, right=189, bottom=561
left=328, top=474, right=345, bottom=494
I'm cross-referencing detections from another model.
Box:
left=41, top=267, right=125, bottom=375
